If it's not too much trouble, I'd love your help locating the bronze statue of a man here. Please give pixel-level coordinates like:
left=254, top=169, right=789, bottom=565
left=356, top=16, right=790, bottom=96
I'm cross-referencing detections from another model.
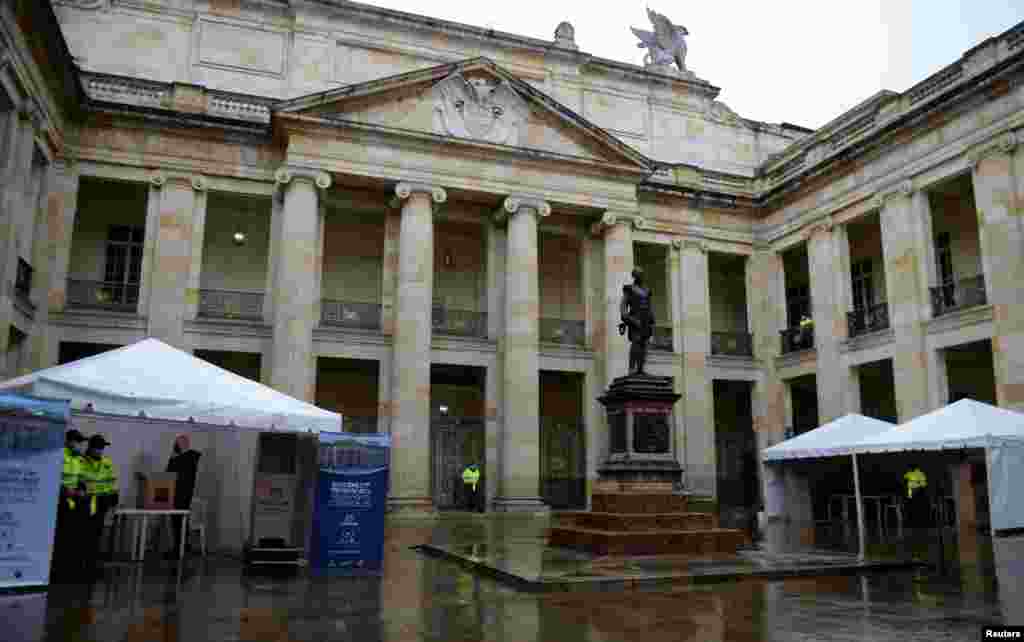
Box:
left=619, top=267, right=654, bottom=375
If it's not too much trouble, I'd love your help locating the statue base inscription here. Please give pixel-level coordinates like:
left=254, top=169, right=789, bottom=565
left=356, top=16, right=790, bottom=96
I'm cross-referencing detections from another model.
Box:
left=547, top=373, right=750, bottom=556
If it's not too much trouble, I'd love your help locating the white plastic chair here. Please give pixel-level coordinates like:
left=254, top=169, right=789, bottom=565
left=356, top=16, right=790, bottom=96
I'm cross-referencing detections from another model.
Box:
left=189, top=498, right=207, bottom=556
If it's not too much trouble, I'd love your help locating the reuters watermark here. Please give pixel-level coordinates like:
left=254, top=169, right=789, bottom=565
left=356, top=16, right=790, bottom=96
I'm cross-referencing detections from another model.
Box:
left=984, top=627, right=1024, bottom=640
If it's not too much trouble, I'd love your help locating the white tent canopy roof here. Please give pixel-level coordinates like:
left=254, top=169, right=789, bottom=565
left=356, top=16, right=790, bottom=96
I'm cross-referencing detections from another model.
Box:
left=0, top=338, right=340, bottom=433
left=851, top=398, right=1024, bottom=454
left=762, top=414, right=896, bottom=462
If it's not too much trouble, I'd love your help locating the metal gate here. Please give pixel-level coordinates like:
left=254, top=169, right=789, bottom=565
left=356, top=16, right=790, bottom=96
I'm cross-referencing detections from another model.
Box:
left=431, top=416, right=484, bottom=510
left=541, top=418, right=586, bottom=509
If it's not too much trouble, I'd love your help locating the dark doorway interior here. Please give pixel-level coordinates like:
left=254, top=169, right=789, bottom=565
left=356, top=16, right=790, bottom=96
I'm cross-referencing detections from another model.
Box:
left=540, top=370, right=586, bottom=509
left=858, top=359, right=897, bottom=423
left=58, top=341, right=121, bottom=365
left=195, top=350, right=261, bottom=382
left=790, top=374, right=819, bottom=436
left=714, top=380, right=758, bottom=530
left=431, top=364, right=485, bottom=511
left=946, top=340, right=997, bottom=405
left=316, top=357, right=379, bottom=434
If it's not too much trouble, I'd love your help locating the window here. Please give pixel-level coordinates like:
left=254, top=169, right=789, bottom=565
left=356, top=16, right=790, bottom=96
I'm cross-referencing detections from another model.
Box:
left=786, top=285, right=811, bottom=327
left=935, top=232, right=953, bottom=284
left=103, top=225, right=143, bottom=305
left=851, top=259, right=874, bottom=310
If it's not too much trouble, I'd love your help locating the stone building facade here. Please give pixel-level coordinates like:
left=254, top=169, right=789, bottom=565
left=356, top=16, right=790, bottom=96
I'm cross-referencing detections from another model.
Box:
left=1, top=1, right=1022, bottom=514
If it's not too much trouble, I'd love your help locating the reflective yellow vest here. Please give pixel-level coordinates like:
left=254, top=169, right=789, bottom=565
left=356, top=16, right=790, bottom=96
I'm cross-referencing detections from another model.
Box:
left=462, top=466, right=480, bottom=491
left=904, top=468, right=928, bottom=498
left=81, top=456, right=118, bottom=516
left=61, top=448, right=82, bottom=510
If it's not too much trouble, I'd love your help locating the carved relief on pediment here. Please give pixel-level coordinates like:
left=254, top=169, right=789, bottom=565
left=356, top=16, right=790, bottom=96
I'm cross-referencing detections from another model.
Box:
left=432, top=72, right=529, bottom=146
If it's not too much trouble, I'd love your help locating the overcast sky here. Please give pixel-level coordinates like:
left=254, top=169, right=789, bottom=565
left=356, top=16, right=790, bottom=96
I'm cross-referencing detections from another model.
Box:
left=360, top=0, right=1024, bottom=129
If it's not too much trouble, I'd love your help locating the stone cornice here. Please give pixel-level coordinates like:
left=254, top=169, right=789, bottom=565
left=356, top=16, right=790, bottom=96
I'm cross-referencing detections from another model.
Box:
left=925, top=304, right=994, bottom=335
left=839, top=327, right=894, bottom=354
left=493, top=195, right=551, bottom=224
left=872, top=179, right=915, bottom=209
left=680, top=238, right=707, bottom=253
left=774, top=347, right=817, bottom=371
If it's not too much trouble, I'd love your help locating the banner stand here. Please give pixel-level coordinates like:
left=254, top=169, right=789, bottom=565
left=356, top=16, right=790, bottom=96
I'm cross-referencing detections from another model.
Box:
left=0, top=393, right=70, bottom=592
left=310, top=432, right=390, bottom=575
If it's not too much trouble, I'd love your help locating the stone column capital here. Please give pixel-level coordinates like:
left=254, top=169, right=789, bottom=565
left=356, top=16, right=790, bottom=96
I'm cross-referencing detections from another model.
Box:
left=803, top=215, right=835, bottom=241
left=275, top=167, right=332, bottom=190
left=493, top=195, right=550, bottom=224
left=590, top=211, right=633, bottom=237
left=394, top=181, right=446, bottom=205
left=670, top=238, right=683, bottom=250
left=680, top=238, right=707, bottom=253
left=872, top=180, right=915, bottom=209
left=967, top=130, right=1019, bottom=168
left=148, top=172, right=208, bottom=191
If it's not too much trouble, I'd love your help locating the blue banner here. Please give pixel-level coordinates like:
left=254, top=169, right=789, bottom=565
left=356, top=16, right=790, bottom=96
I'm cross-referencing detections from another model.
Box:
left=0, top=394, right=69, bottom=590
left=311, top=432, right=390, bottom=574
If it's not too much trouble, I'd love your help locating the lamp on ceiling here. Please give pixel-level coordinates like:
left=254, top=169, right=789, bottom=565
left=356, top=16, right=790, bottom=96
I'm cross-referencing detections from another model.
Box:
left=232, top=200, right=248, bottom=246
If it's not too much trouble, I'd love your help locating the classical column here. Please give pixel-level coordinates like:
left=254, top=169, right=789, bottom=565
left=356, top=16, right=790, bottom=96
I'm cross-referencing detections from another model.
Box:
left=183, top=176, right=208, bottom=322
left=878, top=181, right=933, bottom=420
left=806, top=218, right=849, bottom=423
left=145, top=172, right=207, bottom=347
left=970, top=134, right=1024, bottom=411
left=389, top=181, right=445, bottom=514
left=380, top=208, right=401, bottom=336
left=484, top=220, right=506, bottom=510
left=269, top=167, right=331, bottom=402
left=678, top=239, right=714, bottom=496
left=592, top=213, right=634, bottom=385
left=30, top=160, right=79, bottom=371
left=492, top=195, right=550, bottom=512
left=747, top=248, right=787, bottom=453
left=0, top=108, right=39, bottom=374
left=669, top=240, right=686, bottom=480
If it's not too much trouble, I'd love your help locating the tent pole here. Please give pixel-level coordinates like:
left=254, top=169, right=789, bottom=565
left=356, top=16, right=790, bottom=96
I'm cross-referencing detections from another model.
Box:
left=852, top=453, right=866, bottom=562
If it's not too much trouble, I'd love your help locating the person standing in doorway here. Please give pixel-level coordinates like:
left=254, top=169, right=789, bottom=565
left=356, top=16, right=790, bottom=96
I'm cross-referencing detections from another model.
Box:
left=166, top=434, right=201, bottom=557
left=904, top=464, right=929, bottom=529
left=80, top=435, right=118, bottom=577
left=461, top=463, right=481, bottom=512
left=51, top=430, right=87, bottom=582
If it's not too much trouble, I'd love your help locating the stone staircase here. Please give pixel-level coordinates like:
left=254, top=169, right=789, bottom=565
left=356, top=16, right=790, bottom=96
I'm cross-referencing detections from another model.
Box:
left=548, top=490, right=750, bottom=556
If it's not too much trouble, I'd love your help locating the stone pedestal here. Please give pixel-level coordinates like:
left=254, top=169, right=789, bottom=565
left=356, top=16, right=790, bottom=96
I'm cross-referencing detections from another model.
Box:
left=548, top=373, right=748, bottom=556
left=596, top=374, right=683, bottom=487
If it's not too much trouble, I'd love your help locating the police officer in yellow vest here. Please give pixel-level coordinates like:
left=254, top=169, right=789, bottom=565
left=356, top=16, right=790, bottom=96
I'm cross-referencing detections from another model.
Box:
left=904, top=465, right=929, bottom=528
left=461, top=464, right=481, bottom=512
left=51, top=430, right=87, bottom=581
left=80, top=435, right=118, bottom=576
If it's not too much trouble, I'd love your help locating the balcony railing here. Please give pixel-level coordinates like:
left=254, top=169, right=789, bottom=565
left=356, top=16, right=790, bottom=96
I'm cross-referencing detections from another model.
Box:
left=847, top=303, right=890, bottom=338
left=66, top=279, right=139, bottom=312
left=650, top=326, right=674, bottom=352
left=14, top=258, right=33, bottom=310
left=540, top=318, right=585, bottom=346
left=321, top=300, right=382, bottom=331
left=711, top=331, right=754, bottom=357
left=432, top=306, right=487, bottom=338
left=929, top=276, right=987, bottom=318
left=780, top=326, right=814, bottom=354
left=197, top=289, right=264, bottom=321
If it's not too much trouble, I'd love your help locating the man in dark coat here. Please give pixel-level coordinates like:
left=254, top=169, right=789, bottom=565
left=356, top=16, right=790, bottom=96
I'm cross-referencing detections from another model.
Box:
left=166, top=434, right=201, bottom=556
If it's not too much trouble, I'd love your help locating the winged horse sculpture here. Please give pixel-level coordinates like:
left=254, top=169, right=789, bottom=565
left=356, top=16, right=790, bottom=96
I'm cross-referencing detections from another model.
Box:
left=631, top=8, right=689, bottom=72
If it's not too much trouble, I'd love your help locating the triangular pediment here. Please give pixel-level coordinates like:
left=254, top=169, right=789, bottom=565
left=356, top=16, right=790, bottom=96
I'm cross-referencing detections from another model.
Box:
left=277, top=58, right=651, bottom=171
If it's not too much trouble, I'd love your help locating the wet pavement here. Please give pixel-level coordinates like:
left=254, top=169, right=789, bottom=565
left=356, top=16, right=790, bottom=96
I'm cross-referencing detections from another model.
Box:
left=4, top=514, right=1022, bottom=641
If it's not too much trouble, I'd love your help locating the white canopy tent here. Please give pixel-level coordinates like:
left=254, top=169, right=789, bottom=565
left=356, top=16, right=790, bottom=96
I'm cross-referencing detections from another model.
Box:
left=852, top=399, right=1024, bottom=534
left=0, top=339, right=342, bottom=552
left=762, top=401, right=1024, bottom=559
left=761, top=414, right=896, bottom=559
